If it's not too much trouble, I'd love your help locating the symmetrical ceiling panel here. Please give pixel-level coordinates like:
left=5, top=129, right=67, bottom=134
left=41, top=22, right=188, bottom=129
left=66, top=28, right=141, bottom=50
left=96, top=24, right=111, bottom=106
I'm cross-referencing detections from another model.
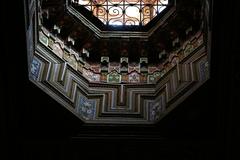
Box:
left=25, top=0, right=211, bottom=124
left=70, top=0, right=169, bottom=26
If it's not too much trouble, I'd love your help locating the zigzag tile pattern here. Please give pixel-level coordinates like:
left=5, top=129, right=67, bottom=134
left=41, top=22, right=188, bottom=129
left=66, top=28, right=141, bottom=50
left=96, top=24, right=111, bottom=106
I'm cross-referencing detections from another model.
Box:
left=29, top=31, right=209, bottom=124
left=26, top=0, right=210, bottom=124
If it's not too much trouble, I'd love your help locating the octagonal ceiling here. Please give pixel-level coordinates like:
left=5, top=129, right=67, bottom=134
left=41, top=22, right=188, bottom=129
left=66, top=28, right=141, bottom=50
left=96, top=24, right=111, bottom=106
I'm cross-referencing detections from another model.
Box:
left=25, top=0, right=211, bottom=124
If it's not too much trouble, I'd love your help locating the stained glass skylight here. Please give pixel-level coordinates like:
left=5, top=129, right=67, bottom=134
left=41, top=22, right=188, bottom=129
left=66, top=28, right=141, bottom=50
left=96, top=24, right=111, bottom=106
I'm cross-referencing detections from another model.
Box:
left=71, top=0, right=169, bottom=26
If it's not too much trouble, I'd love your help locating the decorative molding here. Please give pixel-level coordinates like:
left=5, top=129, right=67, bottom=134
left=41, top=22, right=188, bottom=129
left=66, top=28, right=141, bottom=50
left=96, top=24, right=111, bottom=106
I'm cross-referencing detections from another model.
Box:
left=38, top=26, right=204, bottom=85
left=25, top=0, right=211, bottom=124
left=29, top=39, right=208, bottom=124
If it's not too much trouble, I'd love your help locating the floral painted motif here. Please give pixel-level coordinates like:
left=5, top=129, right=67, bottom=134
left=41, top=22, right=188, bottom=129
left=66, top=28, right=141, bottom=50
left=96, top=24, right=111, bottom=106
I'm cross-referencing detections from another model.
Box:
left=77, top=96, right=96, bottom=120
left=107, top=71, right=121, bottom=83
left=183, top=43, right=194, bottom=56
left=48, top=37, right=54, bottom=49
left=128, top=71, right=140, bottom=83
left=148, top=71, right=162, bottom=83
left=149, top=95, right=165, bottom=122
left=83, top=68, right=100, bottom=82
left=30, top=58, right=41, bottom=80
left=52, top=42, right=64, bottom=58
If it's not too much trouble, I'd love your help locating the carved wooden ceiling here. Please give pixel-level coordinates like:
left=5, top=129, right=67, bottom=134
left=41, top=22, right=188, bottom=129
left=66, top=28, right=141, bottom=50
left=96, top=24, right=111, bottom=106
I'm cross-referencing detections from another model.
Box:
left=25, top=0, right=211, bottom=124
left=40, top=0, right=202, bottom=63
